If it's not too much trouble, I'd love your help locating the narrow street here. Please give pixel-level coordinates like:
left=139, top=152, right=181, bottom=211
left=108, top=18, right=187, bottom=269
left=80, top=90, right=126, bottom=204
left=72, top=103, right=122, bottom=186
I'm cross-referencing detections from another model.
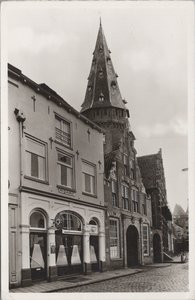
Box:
left=58, top=263, right=188, bottom=293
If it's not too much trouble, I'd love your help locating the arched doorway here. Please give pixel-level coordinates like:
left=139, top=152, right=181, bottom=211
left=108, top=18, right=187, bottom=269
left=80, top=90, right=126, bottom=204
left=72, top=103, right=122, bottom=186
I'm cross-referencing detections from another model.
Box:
left=29, top=210, right=47, bottom=281
left=89, top=219, right=99, bottom=272
left=55, top=211, right=83, bottom=276
left=153, top=233, right=162, bottom=263
left=126, top=225, right=139, bottom=267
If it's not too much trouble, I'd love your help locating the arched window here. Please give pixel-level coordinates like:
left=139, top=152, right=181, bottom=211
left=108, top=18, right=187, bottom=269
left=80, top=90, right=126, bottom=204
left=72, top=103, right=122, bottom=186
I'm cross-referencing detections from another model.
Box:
left=55, top=212, right=82, bottom=232
left=30, top=211, right=46, bottom=229
left=89, top=219, right=97, bottom=226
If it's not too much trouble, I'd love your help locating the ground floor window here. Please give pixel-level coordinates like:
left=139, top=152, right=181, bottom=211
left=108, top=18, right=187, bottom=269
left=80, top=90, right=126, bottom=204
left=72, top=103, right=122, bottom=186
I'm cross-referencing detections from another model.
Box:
left=55, top=232, right=83, bottom=276
left=109, top=218, right=120, bottom=259
left=143, top=224, right=149, bottom=256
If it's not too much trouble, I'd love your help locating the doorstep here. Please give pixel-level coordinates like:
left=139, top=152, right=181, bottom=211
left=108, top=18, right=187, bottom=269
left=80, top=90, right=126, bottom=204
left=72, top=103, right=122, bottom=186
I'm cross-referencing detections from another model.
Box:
left=10, top=267, right=143, bottom=293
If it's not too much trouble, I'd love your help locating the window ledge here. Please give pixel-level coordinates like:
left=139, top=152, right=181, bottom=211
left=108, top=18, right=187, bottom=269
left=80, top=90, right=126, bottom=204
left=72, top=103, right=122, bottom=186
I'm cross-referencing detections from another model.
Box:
left=82, top=192, right=97, bottom=198
left=110, top=258, right=122, bottom=261
left=24, top=176, right=49, bottom=185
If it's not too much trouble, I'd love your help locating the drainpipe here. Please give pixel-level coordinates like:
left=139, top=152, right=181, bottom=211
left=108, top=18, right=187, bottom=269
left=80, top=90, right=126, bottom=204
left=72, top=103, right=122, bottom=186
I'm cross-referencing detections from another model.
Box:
left=14, top=108, right=26, bottom=188
left=139, top=218, right=143, bottom=265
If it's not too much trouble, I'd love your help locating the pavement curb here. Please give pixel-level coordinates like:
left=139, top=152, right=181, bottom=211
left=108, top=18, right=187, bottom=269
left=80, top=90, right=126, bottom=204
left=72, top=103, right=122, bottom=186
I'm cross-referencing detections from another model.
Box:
left=46, top=269, right=143, bottom=293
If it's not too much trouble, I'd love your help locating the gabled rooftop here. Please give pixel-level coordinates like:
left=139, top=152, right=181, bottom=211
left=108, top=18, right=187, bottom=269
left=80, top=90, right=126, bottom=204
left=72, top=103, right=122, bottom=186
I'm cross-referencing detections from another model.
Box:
left=8, top=63, right=104, bottom=134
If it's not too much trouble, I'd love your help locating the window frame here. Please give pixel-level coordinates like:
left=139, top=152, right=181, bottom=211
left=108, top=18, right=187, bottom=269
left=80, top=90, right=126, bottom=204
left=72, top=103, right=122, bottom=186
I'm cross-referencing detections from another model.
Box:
left=130, top=158, right=136, bottom=180
left=56, top=149, right=75, bottom=191
left=54, top=113, right=72, bottom=148
left=143, top=224, right=149, bottom=256
left=29, top=210, right=47, bottom=231
left=82, top=160, right=97, bottom=197
left=131, top=188, right=139, bottom=213
left=111, top=180, right=118, bottom=207
left=121, top=183, right=130, bottom=211
left=123, top=153, right=128, bottom=176
left=24, top=134, right=48, bottom=183
left=109, top=218, right=120, bottom=259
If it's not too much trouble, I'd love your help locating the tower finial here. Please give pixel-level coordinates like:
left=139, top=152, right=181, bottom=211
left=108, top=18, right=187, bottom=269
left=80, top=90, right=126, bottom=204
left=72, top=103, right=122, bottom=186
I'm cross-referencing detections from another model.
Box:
left=100, top=17, right=102, bottom=27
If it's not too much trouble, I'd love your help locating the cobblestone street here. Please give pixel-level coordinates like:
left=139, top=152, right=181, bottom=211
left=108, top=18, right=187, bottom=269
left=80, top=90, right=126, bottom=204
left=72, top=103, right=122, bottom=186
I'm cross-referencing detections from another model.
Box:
left=58, top=263, right=188, bottom=293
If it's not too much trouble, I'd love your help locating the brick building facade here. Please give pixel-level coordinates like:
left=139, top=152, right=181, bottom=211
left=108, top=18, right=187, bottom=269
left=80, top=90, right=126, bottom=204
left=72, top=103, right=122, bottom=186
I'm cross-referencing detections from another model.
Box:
left=138, top=149, right=174, bottom=262
left=81, top=22, right=153, bottom=270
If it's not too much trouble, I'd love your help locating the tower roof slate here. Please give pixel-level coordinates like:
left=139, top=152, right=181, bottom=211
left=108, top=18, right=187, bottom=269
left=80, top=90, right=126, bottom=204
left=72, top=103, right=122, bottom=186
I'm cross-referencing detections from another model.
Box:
left=81, top=22, right=127, bottom=113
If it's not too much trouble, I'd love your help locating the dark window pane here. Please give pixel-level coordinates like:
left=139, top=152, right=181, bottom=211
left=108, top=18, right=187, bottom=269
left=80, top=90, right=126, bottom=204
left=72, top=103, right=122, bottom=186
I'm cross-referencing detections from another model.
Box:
left=61, top=165, right=67, bottom=186
left=31, top=153, right=38, bottom=177
left=85, top=174, right=91, bottom=193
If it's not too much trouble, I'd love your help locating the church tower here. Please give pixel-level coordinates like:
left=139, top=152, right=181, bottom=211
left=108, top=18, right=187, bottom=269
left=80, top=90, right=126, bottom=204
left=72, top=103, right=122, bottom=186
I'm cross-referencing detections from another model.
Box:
left=81, top=21, right=130, bottom=154
left=81, top=22, right=153, bottom=270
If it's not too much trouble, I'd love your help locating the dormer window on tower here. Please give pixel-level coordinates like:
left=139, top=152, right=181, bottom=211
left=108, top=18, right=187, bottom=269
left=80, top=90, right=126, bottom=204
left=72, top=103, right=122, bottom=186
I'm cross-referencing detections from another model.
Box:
left=99, top=92, right=104, bottom=102
left=99, top=45, right=103, bottom=53
left=111, top=81, right=117, bottom=90
left=99, top=70, right=104, bottom=78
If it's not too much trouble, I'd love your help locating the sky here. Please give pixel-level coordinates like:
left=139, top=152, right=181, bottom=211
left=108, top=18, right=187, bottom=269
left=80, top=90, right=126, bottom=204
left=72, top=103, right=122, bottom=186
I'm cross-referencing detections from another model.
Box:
left=3, top=1, right=192, bottom=213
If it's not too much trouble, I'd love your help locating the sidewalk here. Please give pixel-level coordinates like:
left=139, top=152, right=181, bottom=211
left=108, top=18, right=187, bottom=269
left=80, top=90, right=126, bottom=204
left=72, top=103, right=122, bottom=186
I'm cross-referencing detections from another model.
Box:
left=10, top=263, right=172, bottom=293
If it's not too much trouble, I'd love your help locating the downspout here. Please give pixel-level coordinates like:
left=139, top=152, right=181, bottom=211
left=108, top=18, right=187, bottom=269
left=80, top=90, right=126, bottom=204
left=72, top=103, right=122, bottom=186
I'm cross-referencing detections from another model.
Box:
left=139, top=218, right=143, bottom=265
left=14, top=108, right=26, bottom=188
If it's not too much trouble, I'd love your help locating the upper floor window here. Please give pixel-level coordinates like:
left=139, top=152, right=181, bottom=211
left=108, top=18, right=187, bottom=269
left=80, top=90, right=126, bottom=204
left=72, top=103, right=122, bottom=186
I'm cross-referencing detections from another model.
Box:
left=111, top=180, right=118, bottom=207
left=25, top=135, right=47, bottom=182
left=130, top=158, right=136, bottom=180
left=55, top=115, right=71, bottom=147
left=122, top=183, right=130, bottom=210
left=132, top=189, right=139, bottom=213
left=109, top=218, right=120, bottom=259
left=57, top=151, right=74, bottom=189
left=143, top=224, right=149, bottom=256
left=142, top=195, right=147, bottom=215
left=123, top=154, right=128, bottom=176
left=82, top=161, right=96, bottom=196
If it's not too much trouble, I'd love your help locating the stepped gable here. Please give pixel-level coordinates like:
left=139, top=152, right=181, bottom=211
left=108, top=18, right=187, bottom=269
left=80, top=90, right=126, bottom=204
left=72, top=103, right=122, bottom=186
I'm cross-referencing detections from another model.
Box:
left=137, top=153, right=157, bottom=189
left=81, top=21, right=127, bottom=113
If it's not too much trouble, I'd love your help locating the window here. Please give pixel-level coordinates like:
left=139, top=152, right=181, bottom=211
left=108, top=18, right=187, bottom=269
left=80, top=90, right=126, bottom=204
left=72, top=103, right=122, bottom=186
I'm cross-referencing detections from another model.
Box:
left=130, top=159, right=136, bottom=180
left=61, top=213, right=82, bottom=231
left=132, top=189, right=139, bottom=212
left=82, top=161, right=96, bottom=195
left=143, top=224, right=149, bottom=256
left=30, top=211, right=46, bottom=229
left=25, top=135, right=47, bottom=181
left=57, top=151, right=74, bottom=189
left=55, top=115, right=71, bottom=147
left=111, top=180, right=118, bottom=207
left=109, top=219, right=120, bottom=259
left=142, top=195, right=147, bottom=215
left=122, top=184, right=130, bottom=210
left=123, top=154, right=128, bottom=176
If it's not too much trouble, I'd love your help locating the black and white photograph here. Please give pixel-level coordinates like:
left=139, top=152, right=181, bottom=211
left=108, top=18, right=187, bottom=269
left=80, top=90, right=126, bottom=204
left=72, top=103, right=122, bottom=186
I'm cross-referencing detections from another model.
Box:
left=1, top=1, right=194, bottom=299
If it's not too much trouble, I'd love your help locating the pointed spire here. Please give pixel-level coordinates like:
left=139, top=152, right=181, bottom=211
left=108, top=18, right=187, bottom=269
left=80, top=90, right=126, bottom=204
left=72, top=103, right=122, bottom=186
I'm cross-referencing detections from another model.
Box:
left=81, top=22, right=128, bottom=113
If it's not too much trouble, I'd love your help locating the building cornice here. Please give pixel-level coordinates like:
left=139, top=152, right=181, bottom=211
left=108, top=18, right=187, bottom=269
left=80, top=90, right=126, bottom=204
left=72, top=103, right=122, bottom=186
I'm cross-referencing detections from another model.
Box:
left=19, top=186, right=106, bottom=211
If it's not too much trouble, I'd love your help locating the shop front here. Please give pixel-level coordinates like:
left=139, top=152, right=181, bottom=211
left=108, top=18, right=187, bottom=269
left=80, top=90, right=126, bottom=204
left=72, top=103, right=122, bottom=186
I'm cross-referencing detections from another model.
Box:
left=55, top=212, right=84, bottom=276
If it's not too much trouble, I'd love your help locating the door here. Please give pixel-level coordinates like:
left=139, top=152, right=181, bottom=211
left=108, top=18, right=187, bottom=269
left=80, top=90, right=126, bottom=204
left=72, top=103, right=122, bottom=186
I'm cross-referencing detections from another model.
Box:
left=55, top=232, right=83, bottom=276
left=153, top=234, right=162, bottom=263
left=126, top=225, right=139, bottom=267
left=90, top=235, right=99, bottom=271
left=30, top=232, right=47, bottom=281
